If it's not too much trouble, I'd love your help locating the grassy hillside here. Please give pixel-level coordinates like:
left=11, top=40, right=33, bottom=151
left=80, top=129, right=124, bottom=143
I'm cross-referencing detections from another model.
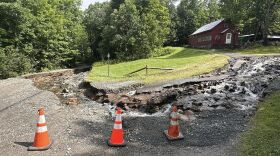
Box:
left=239, top=91, right=280, bottom=155
left=86, top=47, right=229, bottom=84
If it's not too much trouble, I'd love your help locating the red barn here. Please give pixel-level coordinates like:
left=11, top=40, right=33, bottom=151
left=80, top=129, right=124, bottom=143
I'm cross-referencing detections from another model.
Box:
left=188, top=19, right=238, bottom=48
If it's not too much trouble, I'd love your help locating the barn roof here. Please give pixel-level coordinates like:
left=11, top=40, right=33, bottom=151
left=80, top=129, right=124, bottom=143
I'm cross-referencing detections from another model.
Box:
left=190, top=19, right=224, bottom=36
left=239, top=34, right=255, bottom=38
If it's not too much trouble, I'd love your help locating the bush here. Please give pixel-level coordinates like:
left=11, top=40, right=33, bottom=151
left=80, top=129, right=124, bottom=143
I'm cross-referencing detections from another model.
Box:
left=151, top=47, right=173, bottom=57
left=0, top=46, right=32, bottom=79
left=242, top=41, right=263, bottom=49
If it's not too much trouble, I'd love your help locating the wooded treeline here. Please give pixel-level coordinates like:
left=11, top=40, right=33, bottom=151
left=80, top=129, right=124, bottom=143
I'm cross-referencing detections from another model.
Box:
left=85, top=0, right=279, bottom=61
left=0, top=0, right=279, bottom=79
left=0, top=0, right=89, bottom=78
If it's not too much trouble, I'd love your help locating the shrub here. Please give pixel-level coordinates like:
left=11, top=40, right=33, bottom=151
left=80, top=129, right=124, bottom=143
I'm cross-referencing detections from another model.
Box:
left=151, top=47, right=173, bottom=57
left=0, top=46, right=32, bottom=79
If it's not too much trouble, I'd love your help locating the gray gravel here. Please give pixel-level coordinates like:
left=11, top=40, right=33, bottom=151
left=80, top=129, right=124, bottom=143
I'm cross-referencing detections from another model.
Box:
left=0, top=78, right=108, bottom=156
left=0, top=78, right=246, bottom=156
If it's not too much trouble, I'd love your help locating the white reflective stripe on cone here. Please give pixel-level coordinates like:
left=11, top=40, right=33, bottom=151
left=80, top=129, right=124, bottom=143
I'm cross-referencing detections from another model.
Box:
left=116, top=115, right=122, bottom=122
left=114, top=123, right=122, bottom=129
left=170, top=112, right=178, bottom=118
left=38, top=115, right=46, bottom=124
left=37, top=126, right=48, bottom=133
left=170, top=120, right=179, bottom=126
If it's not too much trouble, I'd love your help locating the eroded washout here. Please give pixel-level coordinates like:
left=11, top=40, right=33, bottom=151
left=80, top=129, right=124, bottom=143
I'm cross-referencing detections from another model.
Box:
left=20, top=55, right=280, bottom=154
left=26, top=56, right=280, bottom=117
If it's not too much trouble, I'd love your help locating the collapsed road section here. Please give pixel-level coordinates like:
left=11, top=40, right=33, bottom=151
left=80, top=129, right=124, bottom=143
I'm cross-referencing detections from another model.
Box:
left=24, top=56, right=280, bottom=116
left=3, top=55, right=279, bottom=155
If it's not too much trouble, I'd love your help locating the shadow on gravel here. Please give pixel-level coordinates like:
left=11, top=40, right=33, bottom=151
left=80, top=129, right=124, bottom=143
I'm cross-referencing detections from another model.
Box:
left=72, top=109, right=250, bottom=155
left=14, top=141, right=32, bottom=147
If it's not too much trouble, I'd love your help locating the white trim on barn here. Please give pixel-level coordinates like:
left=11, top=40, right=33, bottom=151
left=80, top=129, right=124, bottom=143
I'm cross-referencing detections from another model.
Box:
left=226, top=33, right=232, bottom=44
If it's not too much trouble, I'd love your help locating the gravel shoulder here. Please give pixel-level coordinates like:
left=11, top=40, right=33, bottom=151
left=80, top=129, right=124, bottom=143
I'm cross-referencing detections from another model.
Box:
left=224, top=53, right=280, bottom=58
left=0, top=78, right=107, bottom=156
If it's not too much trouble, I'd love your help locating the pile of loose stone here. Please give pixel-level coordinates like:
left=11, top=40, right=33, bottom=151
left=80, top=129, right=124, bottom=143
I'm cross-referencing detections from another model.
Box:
left=91, top=56, right=280, bottom=113
left=177, top=56, right=280, bottom=112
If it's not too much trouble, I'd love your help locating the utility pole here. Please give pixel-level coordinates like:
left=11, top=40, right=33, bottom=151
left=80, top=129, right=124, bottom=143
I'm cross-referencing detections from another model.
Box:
left=146, top=65, right=148, bottom=75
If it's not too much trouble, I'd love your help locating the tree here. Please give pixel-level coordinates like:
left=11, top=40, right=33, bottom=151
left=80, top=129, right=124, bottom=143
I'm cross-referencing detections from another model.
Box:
left=220, top=0, right=280, bottom=44
left=18, top=0, right=87, bottom=70
left=163, top=0, right=179, bottom=45
left=251, top=0, right=280, bottom=44
left=84, top=2, right=110, bottom=61
left=0, top=1, right=33, bottom=78
left=0, top=46, right=32, bottom=79
left=139, top=0, right=171, bottom=56
left=0, top=2, right=26, bottom=48
left=99, top=0, right=170, bottom=60
left=0, top=0, right=89, bottom=79
left=176, top=0, right=204, bottom=45
left=220, top=0, right=256, bottom=37
left=205, top=0, right=220, bottom=23
left=110, top=0, right=125, bottom=10
left=271, top=8, right=280, bottom=35
left=100, top=0, right=142, bottom=60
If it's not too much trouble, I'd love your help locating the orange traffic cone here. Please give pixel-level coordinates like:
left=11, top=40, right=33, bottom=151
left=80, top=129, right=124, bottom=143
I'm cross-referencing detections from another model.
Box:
left=28, top=108, right=53, bottom=151
left=164, top=104, right=184, bottom=140
left=108, top=107, right=126, bottom=147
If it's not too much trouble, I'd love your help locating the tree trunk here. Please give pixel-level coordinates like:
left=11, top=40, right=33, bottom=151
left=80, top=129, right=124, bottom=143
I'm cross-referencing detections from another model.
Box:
left=263, top=28, right=268, bottom=46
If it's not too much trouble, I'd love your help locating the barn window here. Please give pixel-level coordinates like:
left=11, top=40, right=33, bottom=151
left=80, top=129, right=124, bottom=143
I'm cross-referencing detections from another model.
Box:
left=197, top=35, right=212, bottom=42
left=226, top=33, right=231, bottom=39
left=207, top=36, right=212, bottom=41
left=224, top=24, right=228, bottom=28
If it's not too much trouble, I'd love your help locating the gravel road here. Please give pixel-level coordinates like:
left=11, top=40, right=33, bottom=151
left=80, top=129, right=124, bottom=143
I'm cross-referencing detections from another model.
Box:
left=0, top=78, right=251, bottom=156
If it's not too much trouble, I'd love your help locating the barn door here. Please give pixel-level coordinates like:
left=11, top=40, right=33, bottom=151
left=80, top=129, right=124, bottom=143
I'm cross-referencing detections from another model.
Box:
left=226, top=33, right=232, bottom=44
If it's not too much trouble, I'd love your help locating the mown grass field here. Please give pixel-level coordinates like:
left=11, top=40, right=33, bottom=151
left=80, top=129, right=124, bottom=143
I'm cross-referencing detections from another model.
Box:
left=239, top=91, right=280, bottom=156
left=86, top=47, right=229, bottom=84
left=234, top=45, right=280, bottom=54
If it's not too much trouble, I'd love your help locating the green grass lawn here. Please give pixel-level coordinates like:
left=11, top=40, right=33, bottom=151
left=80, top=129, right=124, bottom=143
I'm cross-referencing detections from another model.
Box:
left=238, top=91, right=280, bottom=156
left=86, top=47, right=229, bottom=84
left=234, top=45, right=280, bottom=54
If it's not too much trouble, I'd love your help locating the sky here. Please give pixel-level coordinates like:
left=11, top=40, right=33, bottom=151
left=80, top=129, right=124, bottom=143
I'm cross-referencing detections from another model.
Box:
left=81, top=0, right=108, bottom=10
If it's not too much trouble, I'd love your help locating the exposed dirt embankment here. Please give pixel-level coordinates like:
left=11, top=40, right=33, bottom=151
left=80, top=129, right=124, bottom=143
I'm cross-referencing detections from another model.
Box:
left=23, top=66, right=91, bottom=105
